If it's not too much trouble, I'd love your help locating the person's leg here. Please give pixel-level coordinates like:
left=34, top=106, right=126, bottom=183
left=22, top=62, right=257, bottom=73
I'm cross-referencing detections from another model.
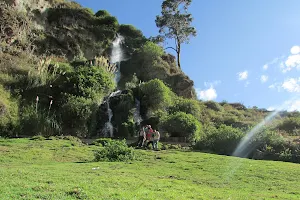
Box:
left=137, top=136, right=142, bottom=147
left=153, top=140, right=157, bottom=150
left=141, top=138, right=145, bottom=147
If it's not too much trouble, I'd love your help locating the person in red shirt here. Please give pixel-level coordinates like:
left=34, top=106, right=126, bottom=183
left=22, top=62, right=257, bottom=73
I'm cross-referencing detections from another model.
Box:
left=145, top=125, right=154, bottom=148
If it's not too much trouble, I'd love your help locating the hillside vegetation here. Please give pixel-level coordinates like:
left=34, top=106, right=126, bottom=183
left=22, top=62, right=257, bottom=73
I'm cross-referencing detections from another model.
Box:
left=0, top=0, right=299, bottom=164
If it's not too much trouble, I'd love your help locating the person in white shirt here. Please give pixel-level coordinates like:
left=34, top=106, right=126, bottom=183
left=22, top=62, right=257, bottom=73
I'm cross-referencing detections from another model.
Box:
left=153, top=130, right=160, bottom=150
left=137, top=126, right=146, bottom=147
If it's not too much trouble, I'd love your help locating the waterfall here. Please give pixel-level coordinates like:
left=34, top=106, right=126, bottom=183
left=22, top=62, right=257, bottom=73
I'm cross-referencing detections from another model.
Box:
left=102, top=90, right=122, bottom=137
left=110, top=35, right=125, bottom=84
left=133, top=98, right=142, bottom=125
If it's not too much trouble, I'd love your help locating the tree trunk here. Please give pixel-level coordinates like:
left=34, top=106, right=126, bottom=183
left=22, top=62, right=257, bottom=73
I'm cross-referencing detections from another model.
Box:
left=177, top=43, right=181, bottom=69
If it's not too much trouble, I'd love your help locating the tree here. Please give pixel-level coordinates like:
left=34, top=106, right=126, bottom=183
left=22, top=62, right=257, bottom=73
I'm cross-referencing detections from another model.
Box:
left=155, top=0, right=196, bottom=69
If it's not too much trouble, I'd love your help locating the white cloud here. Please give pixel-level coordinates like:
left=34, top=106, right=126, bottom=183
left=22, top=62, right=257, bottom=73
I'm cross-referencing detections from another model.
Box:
left=269, top=84, right=275, bottom=89
left=260, top=75, right=268, bottom=83
left=283, top=54, right=300, bottom=72
left=197, top=87, right=217, bottom=101
left=290, top=45, right=300, bottom=54
left=282, top=78, right=300, bottom=93
left=287, top=100, right=300, bottom=111
left=263, top=64, right=268, bottom=70
left=268, top=83, right=282, bottom=92
left=267, top=107, right=276, bottom=111
left=267, top=98, right=300, bottom=112
left=204, top=80, right=221, bottom=87
left=238, top=70, right=248, bottom=81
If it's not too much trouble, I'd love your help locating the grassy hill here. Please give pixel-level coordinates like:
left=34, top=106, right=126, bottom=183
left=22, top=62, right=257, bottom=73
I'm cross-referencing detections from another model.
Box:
left=0, top=138, right=299, bottom=200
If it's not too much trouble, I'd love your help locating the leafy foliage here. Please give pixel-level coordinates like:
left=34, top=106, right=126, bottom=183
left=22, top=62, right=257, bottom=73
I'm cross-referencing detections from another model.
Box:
left=194, top=125, right=244, bottom=155
left=0, top=85, right=19, bottom=137
left=60, top=95, right=96, bottom=137
left=140, top=79, right=174, bottom=111
left=59, top=66, right=115, bottom=100
left=94, top=139, right=136, bottom=162
left=20, top=105, right=61, bottom=137
left=276, top=117, right=300, bottom=134
left=168, top=97, right=202, bottom=119
left=160, top=112, right=202, bottom=142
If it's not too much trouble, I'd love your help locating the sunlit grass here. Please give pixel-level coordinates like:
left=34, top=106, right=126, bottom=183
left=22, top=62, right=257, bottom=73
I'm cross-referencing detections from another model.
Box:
left=0, top=138, right=299, bottom=199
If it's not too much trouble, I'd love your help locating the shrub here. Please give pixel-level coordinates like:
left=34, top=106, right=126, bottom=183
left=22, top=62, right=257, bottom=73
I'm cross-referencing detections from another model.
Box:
left=194, top=125, right=244, bottom=155
left=95, top=10, right=110, bottom=17
left=60, top=95, right=96, bottom=137
left=95, top=16, right=119, bottom=28
left=140, top=79, right=174, bottom=111
left=94, top=139, right=135, bottom=162
left=0, top=85, right=19, bottom=137
left=168, top=97, right=202, bottom=119
left=118, top=24, right=146, bottom=55
left=204, top=101, right=223, bottom=112
left=139, top=41, right=164, bottom=59
left=276, top=117, right=300, bottom=134
left=160, top=112, right=202, bottom=142
left=119, top=24, right=144, bottom=38
left=20, top=105, right=61, bottom=137
left=92, top=138, right=113, bottom=146
left=250, top=129, right=286, bottom=154
left=59, top=66, right=115, bottom=100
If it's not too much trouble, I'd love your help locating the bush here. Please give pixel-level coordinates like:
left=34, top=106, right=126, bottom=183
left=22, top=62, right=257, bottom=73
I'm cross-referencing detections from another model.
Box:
left=276, top=117, right=300, bottom=134
left=95, top=16, right=119, bottom=28
left=204, top=101, right=223, bottom=112
left=140, top=79, right=174, bottom=111
left=160, top=112, right=202, bottom=142
left=139, top=41, right=164, bottom=59
left=59, top=66, right=115, bottom=100
left=95, top=10, right=111, bottom=17
left=119, top=24, right=144, bottom=38
left=20, top=105, right=61, bottom=137
left=118, top=24, right=146, bottom=56
left=94, top=139, right=135, bottom=162
left=194, top=125, right=244, bottom=155
left=0, top=85, right=19, bottom=137
left=168, top=97, right=202, bottom=119
left=92, top=138, right=113, bottom=146
left=60, top=95, right=96, bottom=137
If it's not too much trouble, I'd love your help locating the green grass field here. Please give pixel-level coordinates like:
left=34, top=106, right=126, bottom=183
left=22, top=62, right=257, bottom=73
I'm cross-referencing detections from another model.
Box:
left=0, top=138, right=299, bottom=200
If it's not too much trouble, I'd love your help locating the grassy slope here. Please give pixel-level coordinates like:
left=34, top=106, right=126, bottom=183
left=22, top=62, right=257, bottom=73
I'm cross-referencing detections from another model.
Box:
left=0, top=138, right=299, bottom=200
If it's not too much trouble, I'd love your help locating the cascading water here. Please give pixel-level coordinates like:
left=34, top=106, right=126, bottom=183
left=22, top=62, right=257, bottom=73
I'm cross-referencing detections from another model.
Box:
left=110, top=35, right=125, bottom=84
left=101, top=35, right=127, bottom=137
left=133, top=98, right=142, bottom=125
left=102, top=90, right=122, bottom=137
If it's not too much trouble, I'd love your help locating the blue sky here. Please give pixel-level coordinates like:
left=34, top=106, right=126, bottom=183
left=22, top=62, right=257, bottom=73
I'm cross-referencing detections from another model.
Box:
left=75, top=0, right=300, bottom=111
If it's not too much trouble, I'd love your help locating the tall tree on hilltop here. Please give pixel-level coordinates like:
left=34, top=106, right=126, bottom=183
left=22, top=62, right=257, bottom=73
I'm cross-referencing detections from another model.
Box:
left=155, top=0, right=196, bottom=69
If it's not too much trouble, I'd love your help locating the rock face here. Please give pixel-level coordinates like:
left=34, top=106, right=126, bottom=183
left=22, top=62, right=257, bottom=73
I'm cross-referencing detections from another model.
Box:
left=3, top=0, right=51, bottom=12
left=167, top=73, right=195, bottom=98
left=120, top=52, right=196, bottom=99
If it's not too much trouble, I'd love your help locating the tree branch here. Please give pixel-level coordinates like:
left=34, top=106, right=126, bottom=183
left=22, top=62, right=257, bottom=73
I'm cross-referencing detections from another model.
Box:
left=164, top=46, right=178, bottom=53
